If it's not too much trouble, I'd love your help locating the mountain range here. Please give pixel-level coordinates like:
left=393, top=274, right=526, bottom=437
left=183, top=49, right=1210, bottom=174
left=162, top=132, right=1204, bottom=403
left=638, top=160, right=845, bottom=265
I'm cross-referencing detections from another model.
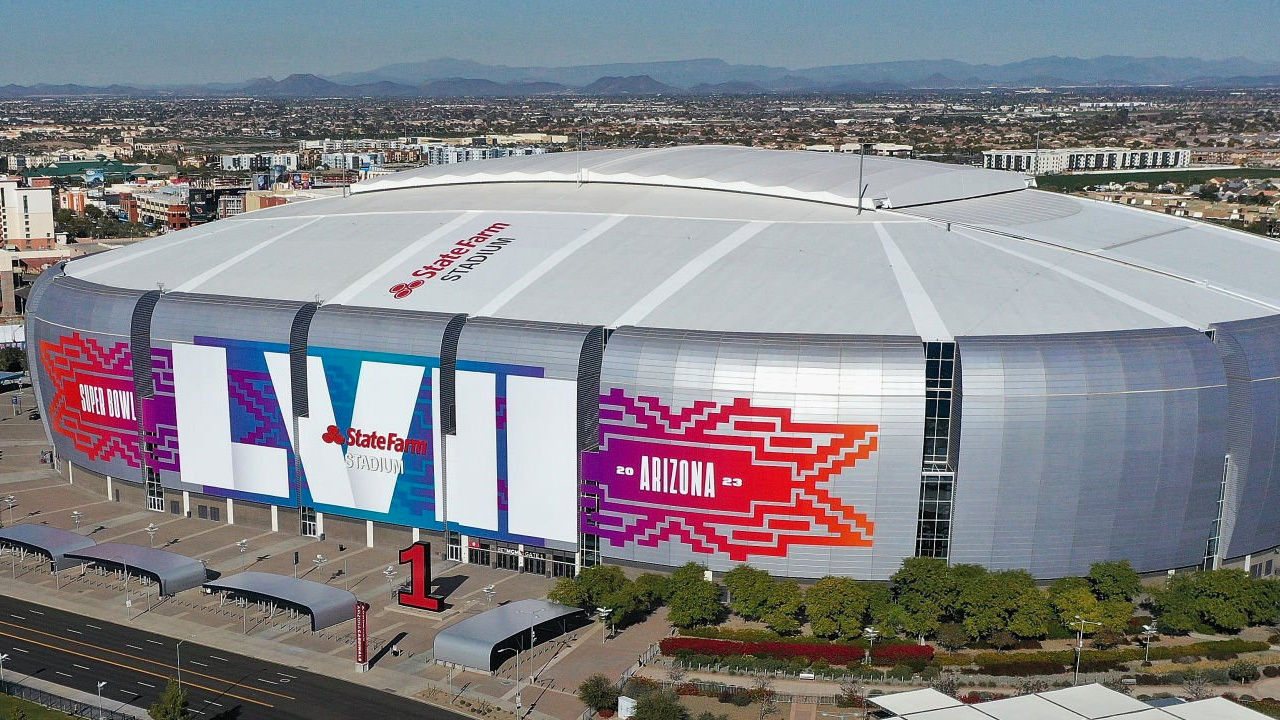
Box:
left=4, top=55, right=1280, bottom=98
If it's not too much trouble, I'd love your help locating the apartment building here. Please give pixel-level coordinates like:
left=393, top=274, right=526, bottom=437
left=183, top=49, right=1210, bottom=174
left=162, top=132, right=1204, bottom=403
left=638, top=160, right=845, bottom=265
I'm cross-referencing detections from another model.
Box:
left=0, top=177, right=56, bottom=250
left=983, top=147, right=1191, bottom=174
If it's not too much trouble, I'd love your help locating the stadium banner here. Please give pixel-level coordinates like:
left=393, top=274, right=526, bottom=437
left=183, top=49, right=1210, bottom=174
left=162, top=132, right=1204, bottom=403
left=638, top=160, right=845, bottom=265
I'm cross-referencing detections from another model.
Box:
left=440, top=359, right=579, bottom=551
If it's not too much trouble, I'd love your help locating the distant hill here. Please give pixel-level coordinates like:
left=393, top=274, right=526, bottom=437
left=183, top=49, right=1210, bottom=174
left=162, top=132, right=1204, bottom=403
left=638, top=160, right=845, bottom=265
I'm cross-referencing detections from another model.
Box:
left=7, top=54, right=1280, bottom=97
left=581, top=75, right=681, bottom=95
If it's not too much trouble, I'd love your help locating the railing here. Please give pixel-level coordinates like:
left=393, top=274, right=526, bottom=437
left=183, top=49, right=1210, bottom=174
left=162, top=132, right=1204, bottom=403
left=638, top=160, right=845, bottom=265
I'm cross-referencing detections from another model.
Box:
left=0, top=678, right=139, bottom=720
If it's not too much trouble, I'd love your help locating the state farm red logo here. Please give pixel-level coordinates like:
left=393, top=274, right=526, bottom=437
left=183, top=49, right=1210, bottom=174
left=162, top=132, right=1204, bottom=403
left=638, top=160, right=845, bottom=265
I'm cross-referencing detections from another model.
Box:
left=387, top=221, right=510, bottom=299
left=322, top=425, right=428, bottom=455
left=388, top=280, right=423, bottom=299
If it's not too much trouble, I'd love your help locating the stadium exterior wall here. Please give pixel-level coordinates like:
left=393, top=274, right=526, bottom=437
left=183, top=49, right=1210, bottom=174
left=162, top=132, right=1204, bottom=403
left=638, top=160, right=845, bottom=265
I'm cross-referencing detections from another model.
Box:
left=25, top=268, right=1280, bottom=580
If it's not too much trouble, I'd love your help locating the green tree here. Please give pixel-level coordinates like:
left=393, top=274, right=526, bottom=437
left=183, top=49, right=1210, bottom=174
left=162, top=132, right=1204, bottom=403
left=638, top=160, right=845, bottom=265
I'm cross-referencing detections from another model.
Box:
left=0, top=347, right=25, bottom=373
left=724, top=565, right=775, bottom=620
left=761, top=580, right=805, bottom=636
left=548, top=576, right=588, bottom=608
left=1088, top=560, right=1141, bottom=602
left=633, top=691, right=689, bottom=720
left=805, top=577, right=869, bottom=640
left=1048, top=577, right=1099, bottom=629
left=889, top=557, right=955, bottom=641
left=935, top=623, right=968, bottom=651
left=958, top=570, right=1036, bottom=641
left=1007, top=586, right=1054, bottom=639
left=988, top=630, right=1017, bottom=651
left=667, top=573, right=725, bottom=629
left=578, top=673, right=621, bottom=712
left=633, top=573, right=674, bottom=605
left=1153, top=569, right=1263, bottom=634
left=148, top=678, right=191, bottom=720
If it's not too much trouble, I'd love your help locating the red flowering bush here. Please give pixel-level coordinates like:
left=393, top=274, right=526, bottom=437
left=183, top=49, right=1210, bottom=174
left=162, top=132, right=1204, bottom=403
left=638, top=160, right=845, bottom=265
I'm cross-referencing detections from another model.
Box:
left=659, top=637, right=933, bottom=667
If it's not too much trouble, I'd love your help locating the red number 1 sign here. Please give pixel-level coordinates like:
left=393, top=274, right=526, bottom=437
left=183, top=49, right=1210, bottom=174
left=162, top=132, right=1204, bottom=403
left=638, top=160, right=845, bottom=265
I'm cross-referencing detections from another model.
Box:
left=397, top=541, right=442, bottom=611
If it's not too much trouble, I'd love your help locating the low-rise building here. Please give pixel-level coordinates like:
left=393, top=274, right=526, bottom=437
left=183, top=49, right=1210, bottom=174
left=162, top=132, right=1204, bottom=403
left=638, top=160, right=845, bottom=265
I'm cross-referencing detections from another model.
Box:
left=983, top=146, right=1190, bottom=174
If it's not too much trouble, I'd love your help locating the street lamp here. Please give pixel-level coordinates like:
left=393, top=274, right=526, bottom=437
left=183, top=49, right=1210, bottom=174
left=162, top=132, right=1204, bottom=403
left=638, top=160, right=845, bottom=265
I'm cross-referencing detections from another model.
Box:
left=483, top=584, right=496, bottom=606
left=1141, top=622, right=1159, bottom=664
left=0, top=652, right=9, bottom=683
left=146, top=523, right=158, bottom=548
left=96, top=681, right=107, bottom=720
left=3, top=495, right=15, bottom=526
left=1072, top=615, right=1103, bottom=685
left=176, top=639, right=187, bottom=690
left=71, top=510, right=83, bottom=527
left=314, top=554, right=326, bottom=577
left=862, top=626, right=879, bottom=666
left=497, top=647, right=520, bottom=717
left=236, top=539, right=247, bottom=554
left=109, top=556, right=131, bottom=608
left=598, top=607, right=612, bottom=645
left=383, top=565, right=398, bottom=600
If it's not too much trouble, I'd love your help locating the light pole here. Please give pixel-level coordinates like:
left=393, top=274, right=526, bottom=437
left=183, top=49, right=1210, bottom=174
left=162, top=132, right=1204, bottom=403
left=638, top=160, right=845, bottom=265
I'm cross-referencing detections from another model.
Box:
left=862, top=626, right=879, bottom=666
left=0, top=652, right=9, bottom=684
left=96, top=681, right=107, bottom=720
left=110, top=556, right=131, bottom=608
left=236, top=539, right=247, bottom=554
left=146, top=523, right=158, bottom=548
left=176, top=639, right=187, bottom=690
left=3, top=495, right=15, bottom=526
left=1141, top=622, right=1159, bottom=664
left=383, top=565, right=399, bottom=600
left=497, top=647, right=520, bottom=718
left=71, top=511, right=83, bottom=527
left=483, top=584, right=496, bottom=606
left=598, top=607, right=612, bottom=645
left=314, top=554, right=326, bottom=579
left=1072, top=615, right=1103, bottom=686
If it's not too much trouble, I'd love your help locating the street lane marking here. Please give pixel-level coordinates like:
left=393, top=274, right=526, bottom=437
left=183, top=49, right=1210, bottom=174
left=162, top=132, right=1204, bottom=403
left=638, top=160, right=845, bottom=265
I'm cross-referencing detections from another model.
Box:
left=9, top=615, right=23, bottom=620
left=65, top=629, right=82, bottom=635
left=55, top=671, right=72, bottom=678
left=257, top=678, right=277, bottom=685
left=0, top=627, right=277, bottom=708
left=137, top=681, right=156, bottom=688
left=205, top=701, right=222, bottom=707
left=126, top=644, right=144, bottom=650
left=145, top=639, right=163, bottom=645
left=190, top=661, right=207, bottom=667
left=277, top=672, right=296, bottom=678
left=28, top=610, right=41, bottom=615
left=85, top=624, right=102, bottom=630
left=73, top=664, right=91, bottom=670
left=0, top=618, right=293, bottom=701
left=210, top=655, right=228, bottom=662
left=12, top=647, right=26, bottom=653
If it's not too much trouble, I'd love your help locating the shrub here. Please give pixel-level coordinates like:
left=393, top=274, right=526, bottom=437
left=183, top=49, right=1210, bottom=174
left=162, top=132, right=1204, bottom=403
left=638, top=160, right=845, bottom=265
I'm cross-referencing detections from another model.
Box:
left=1263, top=665, right=1280, bottom=678
left=659, top=637, right=933, bottom=667
left=674, top=683, right=699, bottom=696
left=579, top=673, right=621, bottom=712
left=975, top=659, right=1066, bottom=676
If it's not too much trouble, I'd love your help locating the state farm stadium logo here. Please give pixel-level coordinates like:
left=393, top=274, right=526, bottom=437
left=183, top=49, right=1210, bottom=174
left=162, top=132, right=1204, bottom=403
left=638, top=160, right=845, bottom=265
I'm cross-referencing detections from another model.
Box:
left=388, top=221, right=512, bottom=299
left=321, top=425, right=427, bottom=474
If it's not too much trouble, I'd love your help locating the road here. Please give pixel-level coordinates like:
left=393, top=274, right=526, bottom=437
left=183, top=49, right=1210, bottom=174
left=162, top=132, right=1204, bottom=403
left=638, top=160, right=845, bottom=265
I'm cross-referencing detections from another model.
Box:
left=0, top=593, right=466, bottom=720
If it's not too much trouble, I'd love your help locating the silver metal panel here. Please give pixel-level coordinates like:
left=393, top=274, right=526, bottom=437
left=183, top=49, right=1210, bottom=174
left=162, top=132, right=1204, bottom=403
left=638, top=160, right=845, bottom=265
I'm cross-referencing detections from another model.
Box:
left=432, top=598, right=584, bottom=671
left=588, top=327, right=924, bottom=580
left=1211, top=314, right=1280, bottom=558
left=64, top=541, right=207, bottom=596
left=25, top=273, right=153, bottom=482
left=203, top=571, right=355, bottom=631
left=0, top=525, right=97, bottom=571
left=307, top=304, right=460, bottom=360
left=952, top=329, right=1227, bottom=577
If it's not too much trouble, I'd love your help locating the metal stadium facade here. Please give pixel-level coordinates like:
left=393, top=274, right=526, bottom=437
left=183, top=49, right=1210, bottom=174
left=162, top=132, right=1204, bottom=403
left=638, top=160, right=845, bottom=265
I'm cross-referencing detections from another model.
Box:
left=26, top=146, right=1280, bottom=581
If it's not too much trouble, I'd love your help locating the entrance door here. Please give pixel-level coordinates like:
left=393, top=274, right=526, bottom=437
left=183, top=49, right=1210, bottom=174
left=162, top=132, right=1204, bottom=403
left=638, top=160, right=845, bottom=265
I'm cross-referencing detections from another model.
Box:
left=145, top=467, right=164, bottom=512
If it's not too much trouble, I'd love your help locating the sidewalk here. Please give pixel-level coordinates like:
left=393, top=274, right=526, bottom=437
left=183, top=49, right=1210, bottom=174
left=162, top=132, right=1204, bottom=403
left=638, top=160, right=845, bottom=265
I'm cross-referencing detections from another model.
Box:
left=4, top=672, right=150, bottom=720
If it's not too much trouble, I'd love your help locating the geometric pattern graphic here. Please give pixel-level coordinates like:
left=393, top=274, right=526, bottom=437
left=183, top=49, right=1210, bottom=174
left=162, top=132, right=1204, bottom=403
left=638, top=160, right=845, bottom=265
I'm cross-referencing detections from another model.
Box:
left=40, top=333, right=145, bottom=467
left=583, top=388, right=879, bottom=561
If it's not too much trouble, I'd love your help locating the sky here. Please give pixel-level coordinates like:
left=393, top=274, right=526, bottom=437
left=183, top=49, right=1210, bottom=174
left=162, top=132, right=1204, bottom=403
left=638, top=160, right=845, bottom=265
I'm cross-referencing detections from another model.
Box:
left=3, top=0, right=1278, bottom=85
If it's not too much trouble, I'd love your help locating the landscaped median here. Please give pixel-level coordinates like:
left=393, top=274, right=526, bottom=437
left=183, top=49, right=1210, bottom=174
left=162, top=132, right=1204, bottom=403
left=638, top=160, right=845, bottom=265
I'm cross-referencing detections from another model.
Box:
left=661, top=636, right=934, bottom=668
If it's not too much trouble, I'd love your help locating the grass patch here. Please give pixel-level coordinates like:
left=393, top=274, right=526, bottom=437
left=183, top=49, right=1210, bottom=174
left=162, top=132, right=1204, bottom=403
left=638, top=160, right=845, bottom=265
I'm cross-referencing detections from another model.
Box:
left=0, top=694, right=79, bottom=720
left=1038, top=167, right=1280, bottom=192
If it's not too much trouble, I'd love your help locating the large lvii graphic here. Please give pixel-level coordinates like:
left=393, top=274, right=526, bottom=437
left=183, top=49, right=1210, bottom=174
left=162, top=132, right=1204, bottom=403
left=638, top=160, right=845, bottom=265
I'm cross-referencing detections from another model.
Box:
left=584, top=388, right=879, bottom=560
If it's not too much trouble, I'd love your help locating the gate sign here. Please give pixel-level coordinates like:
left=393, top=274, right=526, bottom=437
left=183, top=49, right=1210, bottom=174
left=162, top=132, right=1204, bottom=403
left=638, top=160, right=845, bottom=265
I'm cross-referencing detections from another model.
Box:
left=397, top=541, right=442, bottom=611
left=355, top=600, right=370, bottom=667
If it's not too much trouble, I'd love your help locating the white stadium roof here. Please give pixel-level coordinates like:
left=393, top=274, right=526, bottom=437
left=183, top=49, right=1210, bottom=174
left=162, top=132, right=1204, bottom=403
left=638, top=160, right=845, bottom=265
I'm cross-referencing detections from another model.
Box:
left=871, top=684, right=1272, bottom=719
left=64, top=146, right=1280, bottom=339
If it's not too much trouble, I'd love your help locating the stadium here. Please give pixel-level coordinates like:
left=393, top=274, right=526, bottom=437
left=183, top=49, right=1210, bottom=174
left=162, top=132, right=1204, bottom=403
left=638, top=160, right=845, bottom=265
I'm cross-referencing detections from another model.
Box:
left=26, top=145, right=1280, bottom=581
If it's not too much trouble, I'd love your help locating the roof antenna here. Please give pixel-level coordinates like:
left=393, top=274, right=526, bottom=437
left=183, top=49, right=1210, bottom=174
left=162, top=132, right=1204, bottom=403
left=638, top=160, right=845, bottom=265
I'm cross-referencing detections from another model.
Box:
left=576, top=131, right=583, bottom=187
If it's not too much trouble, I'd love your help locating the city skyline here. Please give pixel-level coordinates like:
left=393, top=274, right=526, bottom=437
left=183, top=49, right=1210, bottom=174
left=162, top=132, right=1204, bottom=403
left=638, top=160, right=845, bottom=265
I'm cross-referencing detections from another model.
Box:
left=2, top=0, right=1279, bottom=86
